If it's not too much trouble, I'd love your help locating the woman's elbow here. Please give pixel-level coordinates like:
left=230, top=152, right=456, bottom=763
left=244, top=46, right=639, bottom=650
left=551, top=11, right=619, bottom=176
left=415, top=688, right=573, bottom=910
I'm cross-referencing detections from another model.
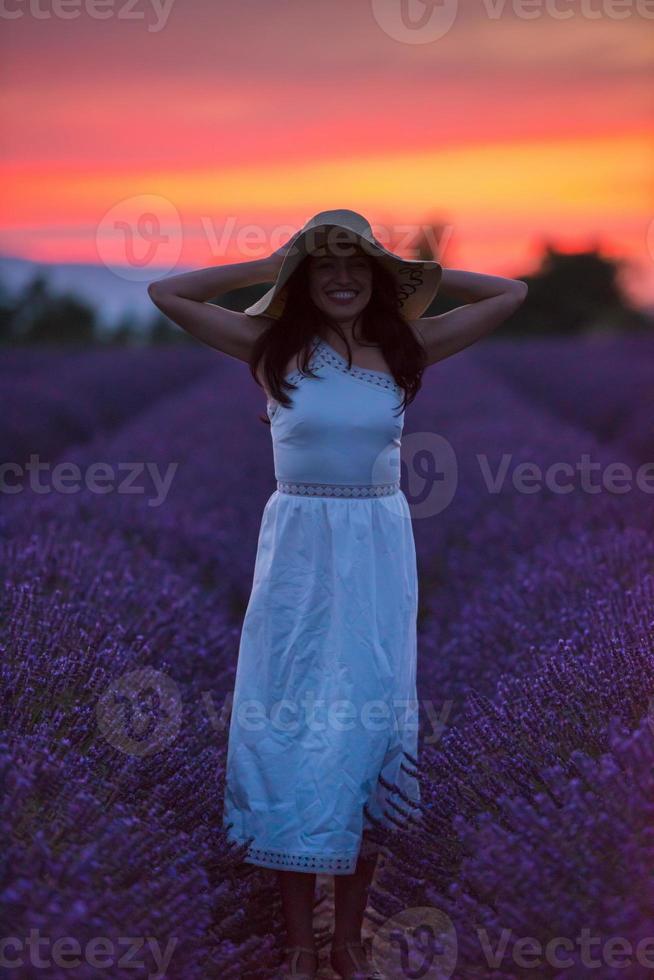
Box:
left=147, top=280, right=169, bottom=306
left=510, top=279, right=529, bottom=303
left=501, top=279, right=528, bottom=312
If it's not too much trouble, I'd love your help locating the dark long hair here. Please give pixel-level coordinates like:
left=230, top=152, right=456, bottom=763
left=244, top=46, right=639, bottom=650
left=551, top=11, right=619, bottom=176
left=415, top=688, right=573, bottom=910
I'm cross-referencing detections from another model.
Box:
left=248, top=248, right=428, bottom=425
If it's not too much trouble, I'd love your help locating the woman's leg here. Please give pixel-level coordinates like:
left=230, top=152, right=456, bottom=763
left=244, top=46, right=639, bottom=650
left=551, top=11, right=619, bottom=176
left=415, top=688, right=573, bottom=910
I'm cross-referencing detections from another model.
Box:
left=277, top=870, right=318, bottom=973
left=331, top=852, right=379, bottom=976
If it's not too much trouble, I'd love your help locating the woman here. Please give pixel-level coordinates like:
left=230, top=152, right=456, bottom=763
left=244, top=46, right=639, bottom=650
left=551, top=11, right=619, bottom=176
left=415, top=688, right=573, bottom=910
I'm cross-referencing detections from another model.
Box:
left=148, top=210, right=528, bottom=980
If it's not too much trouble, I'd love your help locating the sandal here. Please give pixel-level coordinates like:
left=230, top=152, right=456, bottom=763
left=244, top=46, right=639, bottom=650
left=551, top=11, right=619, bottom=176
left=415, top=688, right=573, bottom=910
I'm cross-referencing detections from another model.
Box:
left=330, top=939, right=384, bottom=979
left=280, top=944, right=319, bottom=979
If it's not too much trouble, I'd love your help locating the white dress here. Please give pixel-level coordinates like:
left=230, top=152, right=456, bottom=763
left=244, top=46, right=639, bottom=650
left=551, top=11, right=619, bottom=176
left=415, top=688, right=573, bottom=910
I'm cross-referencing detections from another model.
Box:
left=222, top=335, right=420, bottom=874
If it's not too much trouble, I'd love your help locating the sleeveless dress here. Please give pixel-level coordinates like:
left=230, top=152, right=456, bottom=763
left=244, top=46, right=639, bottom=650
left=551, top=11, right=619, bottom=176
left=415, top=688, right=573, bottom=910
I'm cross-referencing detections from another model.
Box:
left=222, top=334, right=420, bottom=875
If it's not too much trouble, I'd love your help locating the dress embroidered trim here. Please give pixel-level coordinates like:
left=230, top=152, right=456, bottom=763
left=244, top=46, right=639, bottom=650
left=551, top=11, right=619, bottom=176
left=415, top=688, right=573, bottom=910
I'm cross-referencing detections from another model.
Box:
left=244, top=845, right=358, bottom=874
left=266, top=337, right=404, bottom=421
left=277, top=480, right=400, bottom=497
left=312, top=339, right=402, bottom=394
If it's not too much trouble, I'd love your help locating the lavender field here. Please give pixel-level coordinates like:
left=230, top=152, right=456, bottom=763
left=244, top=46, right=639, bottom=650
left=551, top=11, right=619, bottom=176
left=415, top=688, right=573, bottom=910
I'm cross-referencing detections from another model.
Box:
left=2, top=334, right=654, bottom=979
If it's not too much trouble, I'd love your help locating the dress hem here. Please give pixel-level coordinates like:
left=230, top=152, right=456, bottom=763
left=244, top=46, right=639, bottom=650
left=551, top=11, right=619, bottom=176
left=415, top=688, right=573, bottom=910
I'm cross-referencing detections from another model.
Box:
left=230, top=839, right=365, bottom=875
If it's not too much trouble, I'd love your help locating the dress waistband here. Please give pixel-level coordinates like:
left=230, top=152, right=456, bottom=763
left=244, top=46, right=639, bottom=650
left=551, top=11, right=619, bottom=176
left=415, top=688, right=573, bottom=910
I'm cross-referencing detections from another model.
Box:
left=276, top=480, right=401, bottom=498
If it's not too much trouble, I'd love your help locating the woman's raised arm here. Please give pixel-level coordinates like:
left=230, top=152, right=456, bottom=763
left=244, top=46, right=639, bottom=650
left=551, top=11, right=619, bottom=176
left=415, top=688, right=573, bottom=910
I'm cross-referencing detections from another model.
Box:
left=147, top=252, right=284, bottom=361
left=409, top=268, right=528, bottom=367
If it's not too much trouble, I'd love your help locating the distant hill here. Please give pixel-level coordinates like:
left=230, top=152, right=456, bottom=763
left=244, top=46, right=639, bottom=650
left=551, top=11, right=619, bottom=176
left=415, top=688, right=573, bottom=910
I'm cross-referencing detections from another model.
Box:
left=0, top=254, right=196, bottom=333
left=2, top=252, right=652, bottom=341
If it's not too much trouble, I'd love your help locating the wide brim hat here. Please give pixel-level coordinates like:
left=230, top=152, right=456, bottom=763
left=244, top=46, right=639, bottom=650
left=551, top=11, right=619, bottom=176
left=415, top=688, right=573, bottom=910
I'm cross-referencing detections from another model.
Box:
left=244, top=208, right=443, bottom=321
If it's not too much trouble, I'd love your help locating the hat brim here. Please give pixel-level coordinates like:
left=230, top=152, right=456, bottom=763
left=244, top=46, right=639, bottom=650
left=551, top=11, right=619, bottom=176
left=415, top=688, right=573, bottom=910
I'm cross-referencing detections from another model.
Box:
left=244, top=222, right=442, bottom=321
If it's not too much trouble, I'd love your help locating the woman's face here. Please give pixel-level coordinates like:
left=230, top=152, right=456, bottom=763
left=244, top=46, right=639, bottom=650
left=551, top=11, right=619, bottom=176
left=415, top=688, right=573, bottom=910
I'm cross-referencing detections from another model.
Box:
left=307, top=248, right=374, bottom=322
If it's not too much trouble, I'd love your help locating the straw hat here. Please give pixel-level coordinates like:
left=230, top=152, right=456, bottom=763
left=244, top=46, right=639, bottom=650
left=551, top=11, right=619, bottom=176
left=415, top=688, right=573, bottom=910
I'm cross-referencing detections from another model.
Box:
left=244, top=208, right=442, bottom=321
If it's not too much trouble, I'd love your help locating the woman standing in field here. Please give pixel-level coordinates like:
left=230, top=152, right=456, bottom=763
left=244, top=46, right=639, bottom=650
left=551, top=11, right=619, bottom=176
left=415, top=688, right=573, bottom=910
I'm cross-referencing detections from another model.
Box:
left=148, top=209, right=527, bottom=979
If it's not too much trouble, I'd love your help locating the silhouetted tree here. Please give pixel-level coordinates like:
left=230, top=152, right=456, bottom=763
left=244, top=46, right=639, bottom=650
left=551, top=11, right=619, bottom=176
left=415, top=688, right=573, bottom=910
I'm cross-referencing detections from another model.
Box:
left=493, top=243, right=647, bottom=337
left=5, top=272, right=96, bottom=345
left=106, top=311, right=141, bottom=347
left=2, top=237, right=647, bottom=348
left=0, top=274, right=17, bottom=343
left=10, top=273, right=51, bottom=342
left=148, top=310, right=193, bottom=345
left=25, top=292, right=96, bottom=345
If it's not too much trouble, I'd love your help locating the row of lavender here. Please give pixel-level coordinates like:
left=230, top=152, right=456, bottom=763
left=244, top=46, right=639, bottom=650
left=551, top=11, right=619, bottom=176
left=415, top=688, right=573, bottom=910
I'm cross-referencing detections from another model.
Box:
left=1, top=358, right=300, bottom=980
left=1, top=339, right=653, bottom=978
left=369, top=349, right=654, bottom=979
left=476, top=332, right=654, bottom=465
left=1, top=347, right=212, bottom=466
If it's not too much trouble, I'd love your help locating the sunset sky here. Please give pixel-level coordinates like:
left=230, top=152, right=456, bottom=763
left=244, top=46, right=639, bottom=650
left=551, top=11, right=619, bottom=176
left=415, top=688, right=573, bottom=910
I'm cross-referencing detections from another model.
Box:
left=1, top=0, right=653, bottom=305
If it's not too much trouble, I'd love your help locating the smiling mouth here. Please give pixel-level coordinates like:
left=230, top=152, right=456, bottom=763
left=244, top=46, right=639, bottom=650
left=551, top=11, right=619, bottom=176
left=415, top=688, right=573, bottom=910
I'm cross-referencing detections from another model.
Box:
left=325, top=290, right=359, bottom=301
